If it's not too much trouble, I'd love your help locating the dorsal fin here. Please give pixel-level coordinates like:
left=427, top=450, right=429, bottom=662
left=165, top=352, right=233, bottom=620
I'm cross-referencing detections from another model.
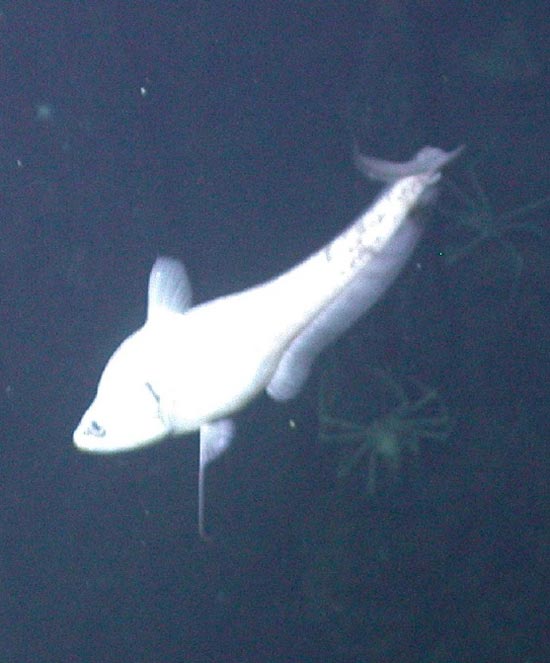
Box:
left=147, top=257, right=192, bottom=321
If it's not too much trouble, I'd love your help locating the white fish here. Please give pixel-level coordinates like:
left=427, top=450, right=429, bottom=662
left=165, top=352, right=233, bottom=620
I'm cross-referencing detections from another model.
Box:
left=73, top=145, right=461, bottom=536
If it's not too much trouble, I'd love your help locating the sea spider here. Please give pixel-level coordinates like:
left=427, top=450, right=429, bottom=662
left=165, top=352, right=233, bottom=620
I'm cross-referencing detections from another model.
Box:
left=318, top=368, right=451, bottom=494
left=440, top=169, right=550, bottom=293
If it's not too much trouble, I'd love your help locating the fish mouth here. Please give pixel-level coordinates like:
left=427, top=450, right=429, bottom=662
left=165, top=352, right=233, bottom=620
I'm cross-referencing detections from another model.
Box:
left=73, top=430, right=117, bottom=453
left=72, top=420, right=168, bottom=454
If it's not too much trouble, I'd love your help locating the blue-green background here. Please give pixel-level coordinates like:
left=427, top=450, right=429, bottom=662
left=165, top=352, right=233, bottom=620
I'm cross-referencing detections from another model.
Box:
left=0, top=2, right=548, bottom=661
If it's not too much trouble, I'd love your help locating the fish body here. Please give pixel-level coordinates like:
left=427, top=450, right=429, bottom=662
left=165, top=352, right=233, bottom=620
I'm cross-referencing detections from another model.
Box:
left=73, top=145, right=461, bottom=534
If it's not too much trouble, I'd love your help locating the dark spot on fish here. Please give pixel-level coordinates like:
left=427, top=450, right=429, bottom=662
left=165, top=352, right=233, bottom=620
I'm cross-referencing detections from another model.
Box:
left=89, top=420, right=106, bottom=437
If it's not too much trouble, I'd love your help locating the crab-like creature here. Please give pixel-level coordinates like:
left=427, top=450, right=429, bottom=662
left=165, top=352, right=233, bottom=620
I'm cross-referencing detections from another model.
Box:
left=441, top=169, right=550, bottom=290
left=318, top=368, right=451, bottom=494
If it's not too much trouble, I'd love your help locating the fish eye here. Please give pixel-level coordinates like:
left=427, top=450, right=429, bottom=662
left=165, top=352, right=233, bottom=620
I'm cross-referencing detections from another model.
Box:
left=89, top=420, right=106, bottom=437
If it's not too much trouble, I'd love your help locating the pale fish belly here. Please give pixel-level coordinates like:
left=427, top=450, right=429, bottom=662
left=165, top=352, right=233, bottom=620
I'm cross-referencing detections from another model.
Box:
left=265, top=146, right=462, bottom=401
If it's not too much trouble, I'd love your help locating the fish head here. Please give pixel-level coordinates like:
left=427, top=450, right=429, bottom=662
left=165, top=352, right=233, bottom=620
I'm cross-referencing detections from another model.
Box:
left=73, top=331, right=170, bottom=453
left=74, top=256, right=194, bottom=454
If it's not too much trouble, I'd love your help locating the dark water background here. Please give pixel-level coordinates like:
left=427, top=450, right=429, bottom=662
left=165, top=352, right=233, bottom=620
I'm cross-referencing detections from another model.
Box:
left=0, top=2, right=548, bottom=661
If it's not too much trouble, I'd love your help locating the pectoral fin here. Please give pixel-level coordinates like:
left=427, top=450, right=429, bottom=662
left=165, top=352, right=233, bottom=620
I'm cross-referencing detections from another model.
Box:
left=198, top=419, right=235, bottom=539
